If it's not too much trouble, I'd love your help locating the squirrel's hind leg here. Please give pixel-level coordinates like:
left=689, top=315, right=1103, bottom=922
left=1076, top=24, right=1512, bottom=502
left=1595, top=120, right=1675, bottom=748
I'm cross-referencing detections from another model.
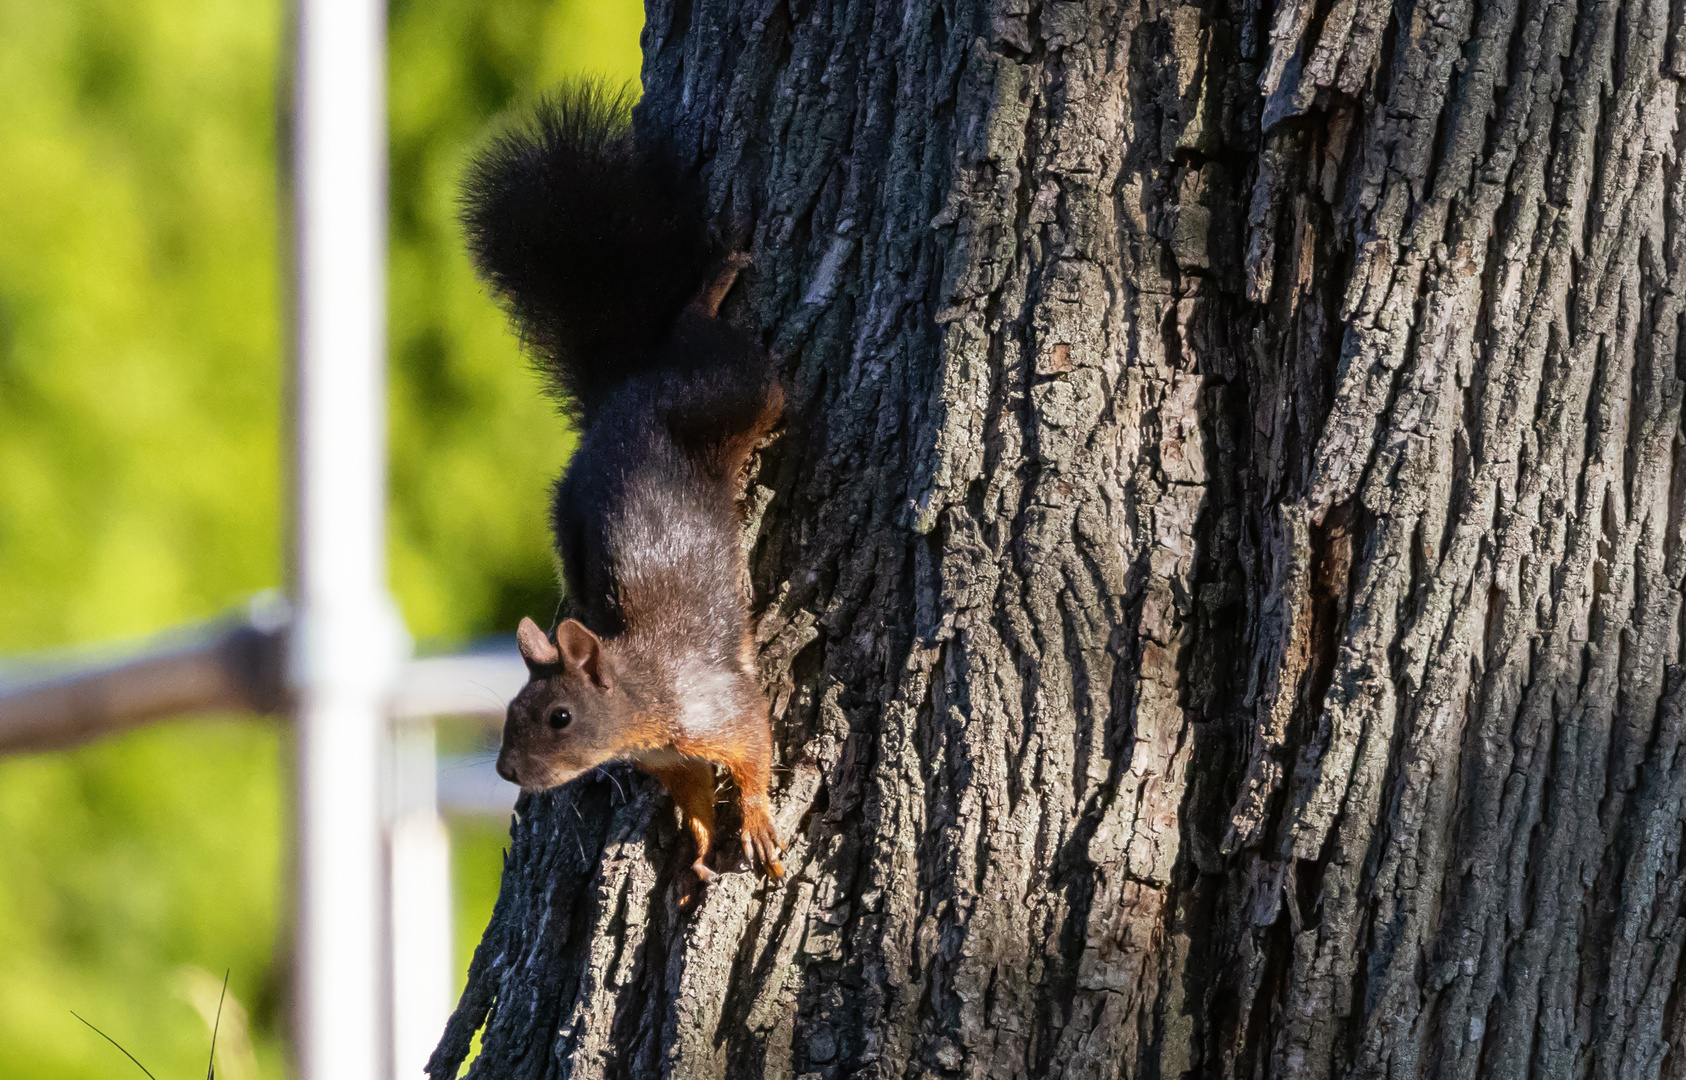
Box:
left=648, top=761, right=718, bottom=883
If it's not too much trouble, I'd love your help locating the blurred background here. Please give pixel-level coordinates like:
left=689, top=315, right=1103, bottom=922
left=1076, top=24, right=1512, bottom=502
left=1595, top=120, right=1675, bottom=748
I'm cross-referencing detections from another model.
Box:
left=0, top=0, right=642, bottom=1075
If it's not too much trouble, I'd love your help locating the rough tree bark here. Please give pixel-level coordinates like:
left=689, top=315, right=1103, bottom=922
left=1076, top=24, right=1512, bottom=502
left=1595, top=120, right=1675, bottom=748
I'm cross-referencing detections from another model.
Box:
left=427, top=0, right=1686, bottom=1074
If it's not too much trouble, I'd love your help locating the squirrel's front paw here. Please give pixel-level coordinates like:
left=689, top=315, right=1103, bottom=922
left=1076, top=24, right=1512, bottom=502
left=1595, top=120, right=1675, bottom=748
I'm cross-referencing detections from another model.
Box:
left=741, top=807, right=784, bottom=881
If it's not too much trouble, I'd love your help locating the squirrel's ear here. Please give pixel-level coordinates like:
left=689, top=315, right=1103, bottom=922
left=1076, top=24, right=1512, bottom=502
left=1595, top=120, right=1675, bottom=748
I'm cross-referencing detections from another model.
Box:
left=516, top=617, right=561, bottom=671
left=556, top=618, right=612, bottom=691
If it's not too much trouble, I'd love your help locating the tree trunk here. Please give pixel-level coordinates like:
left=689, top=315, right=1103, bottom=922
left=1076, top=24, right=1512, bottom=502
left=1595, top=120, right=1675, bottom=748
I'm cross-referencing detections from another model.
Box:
left=427, top=0, right=1686, bottom=1074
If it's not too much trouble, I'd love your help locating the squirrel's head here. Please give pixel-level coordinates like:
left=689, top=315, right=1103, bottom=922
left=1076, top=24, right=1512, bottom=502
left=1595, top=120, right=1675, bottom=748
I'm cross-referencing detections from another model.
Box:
left=496, top=616, right=628, bottom=792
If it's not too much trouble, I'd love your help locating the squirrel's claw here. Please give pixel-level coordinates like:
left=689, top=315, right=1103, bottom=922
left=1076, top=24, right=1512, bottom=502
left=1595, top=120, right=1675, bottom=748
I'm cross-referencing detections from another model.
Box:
left=678, top=860, right=715, bottom=909
left=742, top=815, right=785, bottom=881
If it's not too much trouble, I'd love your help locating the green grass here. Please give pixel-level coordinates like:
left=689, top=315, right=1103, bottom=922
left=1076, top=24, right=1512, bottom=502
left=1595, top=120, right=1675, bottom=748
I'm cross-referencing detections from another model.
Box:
left=0, top=719, right=291, bottom=1079
left=0, top=0, right=643, bottom=1075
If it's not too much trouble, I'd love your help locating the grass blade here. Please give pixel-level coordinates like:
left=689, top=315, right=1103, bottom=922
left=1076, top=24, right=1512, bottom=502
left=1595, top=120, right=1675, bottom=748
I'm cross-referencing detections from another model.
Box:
left=71, top=1011, right=160, bottom=1080
left=205, top=969, right=230, bottom=1080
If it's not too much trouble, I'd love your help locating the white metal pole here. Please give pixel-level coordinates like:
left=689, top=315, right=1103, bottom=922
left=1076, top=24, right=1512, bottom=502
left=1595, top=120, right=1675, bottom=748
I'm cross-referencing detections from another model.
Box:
left=291, top=2, right=405, bottom=1080
left=388, top=717, right=455, bottom=1079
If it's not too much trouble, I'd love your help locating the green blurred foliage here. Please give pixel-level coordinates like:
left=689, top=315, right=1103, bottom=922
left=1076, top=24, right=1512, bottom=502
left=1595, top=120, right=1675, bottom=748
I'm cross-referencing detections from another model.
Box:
left=445, top=813, right=510, bottom=997
left=0, top=0, right=641, bottom=1076
left=0, top=0, right=285, bottom=650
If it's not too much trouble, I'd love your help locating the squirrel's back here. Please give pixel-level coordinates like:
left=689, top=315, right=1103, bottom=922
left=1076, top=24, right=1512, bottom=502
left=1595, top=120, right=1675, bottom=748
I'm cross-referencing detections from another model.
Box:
left=464, top=83, right=781, bottom=639
left=550, top=308, right=780, bottom=640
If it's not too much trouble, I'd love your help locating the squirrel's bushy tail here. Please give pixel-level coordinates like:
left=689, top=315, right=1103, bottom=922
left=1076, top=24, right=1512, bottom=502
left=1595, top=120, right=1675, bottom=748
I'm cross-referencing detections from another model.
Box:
left=461, top=82, right=711, bottom=411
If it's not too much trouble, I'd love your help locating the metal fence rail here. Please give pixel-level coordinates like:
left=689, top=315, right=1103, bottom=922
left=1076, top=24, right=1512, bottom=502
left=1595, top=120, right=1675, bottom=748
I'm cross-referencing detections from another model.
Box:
left=0, top=607, right=523, bottom=743
left=0, top=609, right=288, bottom=756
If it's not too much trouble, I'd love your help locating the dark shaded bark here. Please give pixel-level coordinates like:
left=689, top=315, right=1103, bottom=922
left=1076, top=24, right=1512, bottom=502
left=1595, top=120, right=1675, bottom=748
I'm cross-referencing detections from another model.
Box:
left=428, top=0, right=1686, bottom=1075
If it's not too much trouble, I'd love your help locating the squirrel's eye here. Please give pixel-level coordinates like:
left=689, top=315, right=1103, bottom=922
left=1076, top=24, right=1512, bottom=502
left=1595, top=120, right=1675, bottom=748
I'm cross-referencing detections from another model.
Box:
left=546, top=707, right=572, bottom=731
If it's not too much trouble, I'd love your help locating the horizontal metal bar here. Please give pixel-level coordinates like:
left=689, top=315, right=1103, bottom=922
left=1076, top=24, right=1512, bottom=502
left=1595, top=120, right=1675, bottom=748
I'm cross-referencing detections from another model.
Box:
left=0, top=613, right=527, bottom=756
left=435, top=753, right=520, bottom=815
left=0, top=616, right=289, bottom=755
left=390, top=653, right=526, bottom=721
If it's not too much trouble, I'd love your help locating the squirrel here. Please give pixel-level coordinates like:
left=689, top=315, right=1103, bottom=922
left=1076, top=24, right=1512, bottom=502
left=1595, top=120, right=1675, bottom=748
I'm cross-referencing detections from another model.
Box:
left=466, top=83, right=784, bottom=882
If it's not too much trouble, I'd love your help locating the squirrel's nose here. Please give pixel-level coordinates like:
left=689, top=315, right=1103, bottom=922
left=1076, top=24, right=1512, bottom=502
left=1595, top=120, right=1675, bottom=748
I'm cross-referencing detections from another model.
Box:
left=495, top=749, right=519, bottom=785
